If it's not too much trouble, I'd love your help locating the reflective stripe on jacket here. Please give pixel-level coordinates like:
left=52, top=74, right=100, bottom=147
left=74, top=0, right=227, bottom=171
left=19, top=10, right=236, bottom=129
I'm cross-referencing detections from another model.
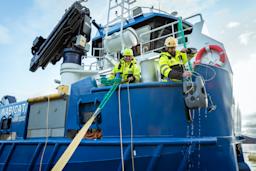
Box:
left=108, top=58, right=141, bottom=83
left=159, top=50, right=188, bottom=81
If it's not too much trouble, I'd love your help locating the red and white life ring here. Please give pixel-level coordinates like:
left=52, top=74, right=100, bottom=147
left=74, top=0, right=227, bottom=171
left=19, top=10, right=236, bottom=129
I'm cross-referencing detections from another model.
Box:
left=195, top=45, right=226, bottom=67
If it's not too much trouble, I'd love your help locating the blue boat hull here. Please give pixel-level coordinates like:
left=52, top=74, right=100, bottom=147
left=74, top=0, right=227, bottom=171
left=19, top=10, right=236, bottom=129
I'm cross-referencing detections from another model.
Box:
left=0, top=65, right=250, bottom=170
left=0, top=137, right=237, bottom=171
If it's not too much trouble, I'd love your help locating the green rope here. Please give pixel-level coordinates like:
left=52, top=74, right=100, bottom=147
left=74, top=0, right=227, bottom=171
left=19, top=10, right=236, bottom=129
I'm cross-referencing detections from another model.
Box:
left=98, top=78, right=121, bottom=109
left=178, top=17, right=193, bottom=71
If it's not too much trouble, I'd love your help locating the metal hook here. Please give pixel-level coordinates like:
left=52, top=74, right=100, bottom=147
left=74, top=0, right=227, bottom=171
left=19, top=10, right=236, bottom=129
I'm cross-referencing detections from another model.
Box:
left=207, top=94, right=216, bottom=113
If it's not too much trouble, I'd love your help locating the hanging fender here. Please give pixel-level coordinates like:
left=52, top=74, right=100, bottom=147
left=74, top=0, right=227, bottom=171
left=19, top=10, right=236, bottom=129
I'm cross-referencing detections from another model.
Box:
left=195, top=45, right=226, bottom=67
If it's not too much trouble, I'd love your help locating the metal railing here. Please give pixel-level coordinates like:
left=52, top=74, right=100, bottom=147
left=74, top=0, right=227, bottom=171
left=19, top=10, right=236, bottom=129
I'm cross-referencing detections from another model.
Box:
left=184, top=14, right=204, bottom=23
left=88, top=47, right=119, bottom=71
left=88, top=20, right=193, bottom=70
left=87, top=9, right=203, bottom=71
left=139, top=19, right=193, bottom=54
left=92, top=47, right=105, bottom=57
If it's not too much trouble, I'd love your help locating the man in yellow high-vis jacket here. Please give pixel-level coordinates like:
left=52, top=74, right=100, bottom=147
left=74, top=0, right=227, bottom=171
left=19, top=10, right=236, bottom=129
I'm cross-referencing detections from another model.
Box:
left=109, top=48, right=141, bottom=83
left=159, top=37, right=192, bottom=82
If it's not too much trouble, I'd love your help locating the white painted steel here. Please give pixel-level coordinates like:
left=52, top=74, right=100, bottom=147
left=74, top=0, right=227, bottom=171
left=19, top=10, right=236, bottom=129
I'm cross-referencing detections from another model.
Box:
left=104, top=27, right=139, bottom=53
left=60, top=63, right=98, bottom=93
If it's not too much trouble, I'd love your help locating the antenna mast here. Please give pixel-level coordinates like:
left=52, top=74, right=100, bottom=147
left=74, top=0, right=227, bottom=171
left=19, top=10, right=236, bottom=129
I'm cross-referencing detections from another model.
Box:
left=105, top=0, right=136, bottom=52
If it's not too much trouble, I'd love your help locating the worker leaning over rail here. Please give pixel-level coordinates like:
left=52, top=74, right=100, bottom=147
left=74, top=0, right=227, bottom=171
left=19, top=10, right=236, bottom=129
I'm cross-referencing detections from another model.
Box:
left=159, top=37, right=192, bottom=82
left=109, top=48, right=141, bottom=83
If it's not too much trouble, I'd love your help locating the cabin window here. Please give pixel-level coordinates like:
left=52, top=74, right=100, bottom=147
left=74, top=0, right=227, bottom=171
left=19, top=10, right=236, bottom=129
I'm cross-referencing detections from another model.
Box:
left=136, top=25, right=151, bottom=43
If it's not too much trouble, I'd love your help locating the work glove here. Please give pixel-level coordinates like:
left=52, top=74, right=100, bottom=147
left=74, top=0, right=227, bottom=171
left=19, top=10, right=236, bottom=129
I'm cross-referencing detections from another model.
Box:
left=115, top=72, right=122, bottom=79
left=181, top=48, right=197, bottom=54
left=168, top=69, right=183, bottom=80
left=127, top=74, right=135, bottom=83
left=182, top=71, right=192, bottom=78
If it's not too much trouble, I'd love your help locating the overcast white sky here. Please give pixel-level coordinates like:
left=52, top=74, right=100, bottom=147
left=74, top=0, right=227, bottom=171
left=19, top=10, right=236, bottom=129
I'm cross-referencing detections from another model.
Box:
left=0, top=0, right=256, bottom=126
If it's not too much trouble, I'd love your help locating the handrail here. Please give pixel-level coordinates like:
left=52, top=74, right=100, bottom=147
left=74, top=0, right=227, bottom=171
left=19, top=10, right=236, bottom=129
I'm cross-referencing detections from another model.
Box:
left=140, top=20, right=180, bottom=38
left=89, top=62, right=98, bottom=70
left=92, top=47, right=105, bottom=57
left=141, top=27, right=192, bottom=45
left=184, top=13, right=203, bottom=23
left=139, top=19, right=193, bottom=54
left=90, top=9, right=201, bottom=70
left=90, top=18, right=193, bottom=70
